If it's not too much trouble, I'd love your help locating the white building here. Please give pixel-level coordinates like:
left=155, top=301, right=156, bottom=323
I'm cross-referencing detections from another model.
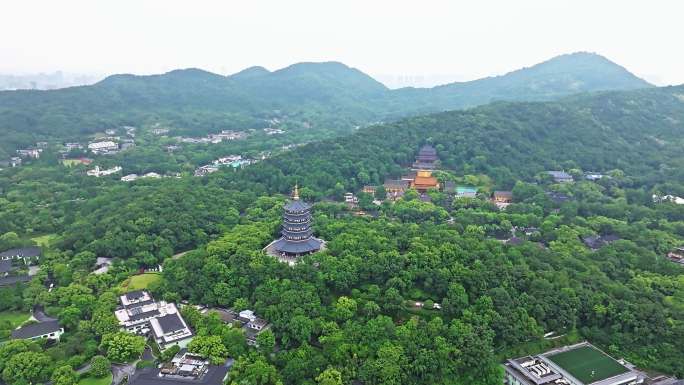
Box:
left=87, top=165, right=122, bottom=177
left=88, top=141, right=119, bottom=154
left=121, top=174, right=139, bottom=182
left=17, top=148, right=42, bottom=159
left=115, top=290, right=193, bottom=350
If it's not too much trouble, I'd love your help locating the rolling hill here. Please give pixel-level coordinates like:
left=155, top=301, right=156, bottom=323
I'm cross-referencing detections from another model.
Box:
left=229, top=84, right=684, bottom=194
left=0, top=52, right=652, bottom=158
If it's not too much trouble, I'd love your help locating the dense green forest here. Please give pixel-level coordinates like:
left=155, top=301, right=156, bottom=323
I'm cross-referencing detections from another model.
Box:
left=0, top=52, right=651, bottom=158
left=0, top=82, right=682, bottom=385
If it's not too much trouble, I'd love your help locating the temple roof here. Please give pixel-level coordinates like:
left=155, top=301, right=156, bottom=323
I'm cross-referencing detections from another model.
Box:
left=418, top=144, right=436, bottom=156
left=414, top=176, right=438, bottom=187
left=273, top=237, right=323, bottom=254
left=284, top=199, right=310, bottom=212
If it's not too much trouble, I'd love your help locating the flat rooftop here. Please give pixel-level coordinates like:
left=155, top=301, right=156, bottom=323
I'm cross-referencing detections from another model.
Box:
left=544, top=345, right=629, bottom=384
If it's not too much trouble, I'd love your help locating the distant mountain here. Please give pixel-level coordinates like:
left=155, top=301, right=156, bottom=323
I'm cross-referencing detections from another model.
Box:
left=0, top=52, right=652, bottom=157
left=387, top=52, right=653, bottom=115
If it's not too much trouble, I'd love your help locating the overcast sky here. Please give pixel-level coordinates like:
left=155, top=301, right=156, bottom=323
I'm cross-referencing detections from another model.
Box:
left=1, top=0, right=682, bottom=87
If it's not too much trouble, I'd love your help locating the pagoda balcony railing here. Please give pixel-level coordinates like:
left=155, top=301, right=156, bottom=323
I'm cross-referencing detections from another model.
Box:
left=284, top=218, right=309, bottom=223
left=284, top=227, right=311, bottom=233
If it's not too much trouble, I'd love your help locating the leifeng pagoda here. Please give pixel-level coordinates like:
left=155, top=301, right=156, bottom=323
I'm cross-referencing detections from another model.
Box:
left=264, top=185, right=324, bottom=264
left=412, top=144, right=438, bottom=170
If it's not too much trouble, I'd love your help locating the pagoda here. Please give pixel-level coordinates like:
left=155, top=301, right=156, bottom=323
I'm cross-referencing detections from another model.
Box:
left=264, top=185, right=324, bottom=262
left=412, top=144, right=438, bottom=170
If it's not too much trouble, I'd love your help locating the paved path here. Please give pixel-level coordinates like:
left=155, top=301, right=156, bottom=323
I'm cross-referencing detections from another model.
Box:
left=112, top=363, right=136, bottom=385
left=75, top=363, right=92, bottom=375
left=32, top=305, right=57, bottom=322
left=171, top=250, right=189, bottom=260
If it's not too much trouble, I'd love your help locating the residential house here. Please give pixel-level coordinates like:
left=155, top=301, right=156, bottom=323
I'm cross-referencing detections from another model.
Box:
left=120, top=139, right=136, bottom=150
left=87, top=165, right=122, bottom=177
left=194, top=165, right=219, bottom=177
left=0, top=256, right=31, bottom=286
left=93, top=257, right=113, bottom=275
left=128, top=350, right=230, bottom=385
left=492, top=191, right=513, bottom=210
left=654, top=194, right=684, bottom=205
left=88, top=141, right=119, bottom=154
left=582, top=234, right=621, bottom=250
left=344, top=192, right=358, bottom=204
left=584, top=172, right=605, bottom=181
left=493, top=191, right=513, bottom=203
left=547, top=170, right=574, bottom=183
left=10, top=157, right=22, bottom=167
left=121, top=174, right=139, bottom=182
left=17, top=148, right=42, bottom=159
left=64, top=142, right=83, bottom=151
left=11, top=320, right=64, bottom=341
left=152, top=128, right=170, bottom=135
left=115, top=290, right=193, bottom=350
left=150, top=311, right=194, bottom=350
left=547, top=191, right=571, bottom=204
left=0, top=247, right=41, bottom=264
left=264, top=128, right=285, bottom=135
left=212, top=308, right=270, bottom=346
left=667, top=247, right=684, bottom=265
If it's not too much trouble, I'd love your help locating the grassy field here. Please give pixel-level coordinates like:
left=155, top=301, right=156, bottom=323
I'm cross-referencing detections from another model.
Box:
left=0, top=311, right=31, bottom=327
left=78, top=373, right=112, bottom=385
left=546, top=345, right=628, bottom=384
left=31, top=233, right=58, bottom=248
left=121, top=273, right=162, bottom=291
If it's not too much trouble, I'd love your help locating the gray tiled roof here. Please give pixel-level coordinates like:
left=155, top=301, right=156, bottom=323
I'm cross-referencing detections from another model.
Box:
left=0, top=247, right=41, bottom=258
left=11, top=320, right=61, bottom=339
left=0, top=259, right=13, bottom=274
left=273, top=237, right=323, bottom=254
left=128, top=364, right=229, bottom=385
left=156, top=313, right=185, bottom=334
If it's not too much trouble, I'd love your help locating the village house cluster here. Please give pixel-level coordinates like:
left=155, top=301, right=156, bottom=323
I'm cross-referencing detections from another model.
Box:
left=127, top=349, right=231, bottom=385
left=0, top=247, right=41, bottom=287
left=176, top=130, right=248, bottom=144
left=194, top=155, right=256, bottom=176
left=207, top=308, right=271, bottom=346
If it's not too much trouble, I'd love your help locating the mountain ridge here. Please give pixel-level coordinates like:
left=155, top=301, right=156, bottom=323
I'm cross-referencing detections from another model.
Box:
left=0, top=52, right=654, bottom=157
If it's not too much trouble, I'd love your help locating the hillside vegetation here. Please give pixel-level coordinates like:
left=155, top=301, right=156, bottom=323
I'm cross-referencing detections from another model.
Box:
left=0, top=52, right=651, bottom=158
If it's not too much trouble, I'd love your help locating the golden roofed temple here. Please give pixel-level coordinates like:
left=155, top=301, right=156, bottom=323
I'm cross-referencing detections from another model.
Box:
left=411, top=170, right=439, bottom=192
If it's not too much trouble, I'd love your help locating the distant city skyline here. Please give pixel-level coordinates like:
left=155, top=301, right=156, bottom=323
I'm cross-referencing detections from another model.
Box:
left=1, top=1, right=682, bottom=87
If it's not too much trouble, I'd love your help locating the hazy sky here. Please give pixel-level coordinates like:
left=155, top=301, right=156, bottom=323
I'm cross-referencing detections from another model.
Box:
left=1, top=0, right=682, bottom=86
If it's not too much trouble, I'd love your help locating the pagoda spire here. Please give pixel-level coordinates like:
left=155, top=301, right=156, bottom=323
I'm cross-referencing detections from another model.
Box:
left=293, top=183, right=300, bottom=200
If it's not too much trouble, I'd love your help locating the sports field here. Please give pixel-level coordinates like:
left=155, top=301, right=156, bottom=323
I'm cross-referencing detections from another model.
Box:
left=546, top=345, right=628, bottom=384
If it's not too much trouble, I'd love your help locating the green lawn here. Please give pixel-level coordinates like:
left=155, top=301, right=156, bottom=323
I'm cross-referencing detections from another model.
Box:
left=546, top=345, right=628, bottom=384
left=31, top=233, right=57, bottom=248
left=122, top=273, right=162, bottom=290
left=78, top=373, right=112, bottom=385
left=0, top=311, right=31, bottom=327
